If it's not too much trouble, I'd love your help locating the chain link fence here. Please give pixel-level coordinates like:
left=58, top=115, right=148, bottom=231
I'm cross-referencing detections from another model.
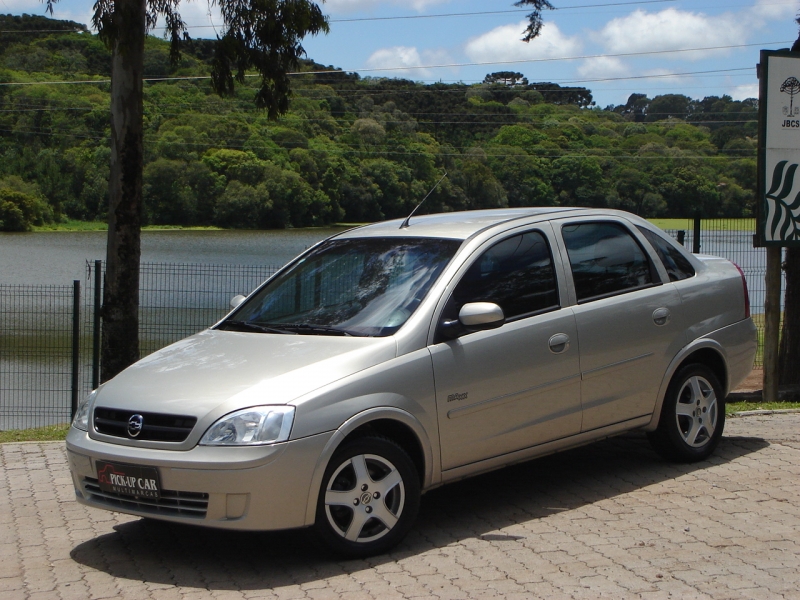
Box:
left=0, top=219, right=784, bottom=430
left=0, top=283, right=79, bottom=430
left=81, top=261, right=280, bottom=397
left=665, top=219, right=784, bottom=368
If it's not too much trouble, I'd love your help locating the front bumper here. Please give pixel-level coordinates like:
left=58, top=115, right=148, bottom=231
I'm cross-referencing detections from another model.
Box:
left=66, top=427, right=334, bottom=531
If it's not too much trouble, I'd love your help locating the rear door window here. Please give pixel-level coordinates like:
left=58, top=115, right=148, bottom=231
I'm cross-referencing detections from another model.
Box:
left=561, top=221, right=655, bottom=303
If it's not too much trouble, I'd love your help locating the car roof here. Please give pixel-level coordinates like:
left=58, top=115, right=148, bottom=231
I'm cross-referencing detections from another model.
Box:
left=335, top=207, right=586, bottom=241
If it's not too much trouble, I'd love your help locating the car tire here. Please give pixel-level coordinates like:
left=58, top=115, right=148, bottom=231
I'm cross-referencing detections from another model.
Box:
left=314, top=436, right=420, bottom=557
left=648, top=364, right=725, bottom=463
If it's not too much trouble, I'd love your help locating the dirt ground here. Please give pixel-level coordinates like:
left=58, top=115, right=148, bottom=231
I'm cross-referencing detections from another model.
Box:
left=734, top=368, right=763, bottom=393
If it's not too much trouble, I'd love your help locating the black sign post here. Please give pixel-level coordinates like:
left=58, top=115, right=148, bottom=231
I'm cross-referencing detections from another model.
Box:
left=756, top=50, right=800, bottom=401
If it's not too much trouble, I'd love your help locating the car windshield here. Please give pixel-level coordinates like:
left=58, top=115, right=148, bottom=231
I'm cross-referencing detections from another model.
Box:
left=222, top=237, right=462, bottom=337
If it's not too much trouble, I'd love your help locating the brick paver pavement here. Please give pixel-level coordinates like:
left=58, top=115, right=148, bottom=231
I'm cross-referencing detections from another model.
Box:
left=2, top=413, right=799, bottom=600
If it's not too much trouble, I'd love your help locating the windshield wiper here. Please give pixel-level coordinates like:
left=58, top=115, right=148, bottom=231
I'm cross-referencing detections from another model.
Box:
left=219, top=320, right=296, bottom=335
left=264, top=323, right=364, bottom=337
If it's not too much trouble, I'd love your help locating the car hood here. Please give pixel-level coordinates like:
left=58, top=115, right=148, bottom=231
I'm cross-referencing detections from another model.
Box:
left=93, top=330, right=397, bottom=418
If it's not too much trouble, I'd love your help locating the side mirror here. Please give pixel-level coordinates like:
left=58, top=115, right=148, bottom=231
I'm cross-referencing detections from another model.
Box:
left=230, top=294, right=246, bottom=309
left=459, top=302, right=504, bottom=328
left=440, top=302, right=505, bottom=340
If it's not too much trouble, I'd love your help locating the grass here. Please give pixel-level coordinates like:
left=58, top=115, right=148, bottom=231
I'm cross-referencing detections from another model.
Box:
left=726, top=401, right=800, bottom=414
left=33, top=220, right=108, bottom=231
left=0, top=424, right=70, bottom=443
left=29, top=219, right=758, bottom=233
left=30, top=221, right=358, bottom=232
left=33, top=221, right=225, bottom=232
left=751, top=312, right=784, bottom=367
left=647, top=218, right=756, bottom=231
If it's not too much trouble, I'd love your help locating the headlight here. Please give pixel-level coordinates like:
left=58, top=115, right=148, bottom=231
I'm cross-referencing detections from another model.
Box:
left=72, top=390, right=97, bottom=431
left=200, top=406, right=295, bottom=446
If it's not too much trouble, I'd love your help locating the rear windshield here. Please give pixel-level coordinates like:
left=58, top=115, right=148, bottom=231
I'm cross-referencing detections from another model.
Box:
left=224, top=237, right=461, bottom=337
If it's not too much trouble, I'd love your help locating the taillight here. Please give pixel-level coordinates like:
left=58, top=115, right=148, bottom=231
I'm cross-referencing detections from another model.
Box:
left=733, top=262, right=750, bottom=319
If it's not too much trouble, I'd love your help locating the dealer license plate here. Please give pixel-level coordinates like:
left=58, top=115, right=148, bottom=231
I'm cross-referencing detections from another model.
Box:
left=96, top=461, right=162, bottom=499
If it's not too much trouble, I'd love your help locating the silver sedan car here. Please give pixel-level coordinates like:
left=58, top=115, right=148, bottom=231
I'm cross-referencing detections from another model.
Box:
left=67, top=208, right=756, bottom=556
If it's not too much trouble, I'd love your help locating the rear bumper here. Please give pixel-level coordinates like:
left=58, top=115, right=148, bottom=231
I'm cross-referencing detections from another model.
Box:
left=66, top=427, right=334, bottom=531
left=706, top=317, right=758, bottom=395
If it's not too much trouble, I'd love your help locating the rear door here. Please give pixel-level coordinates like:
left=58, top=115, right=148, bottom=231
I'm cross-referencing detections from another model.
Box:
left=555, top=218, right=684, bottom=432
left=430, top=225, right=582, bottom=471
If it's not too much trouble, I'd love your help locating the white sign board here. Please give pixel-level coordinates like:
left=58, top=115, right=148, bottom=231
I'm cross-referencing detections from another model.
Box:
left=760, top=51, right=800, bottom=246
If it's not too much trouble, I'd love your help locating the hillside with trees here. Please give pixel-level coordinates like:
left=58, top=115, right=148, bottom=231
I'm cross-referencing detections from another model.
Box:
left=0, top=15, right=758, bottom=231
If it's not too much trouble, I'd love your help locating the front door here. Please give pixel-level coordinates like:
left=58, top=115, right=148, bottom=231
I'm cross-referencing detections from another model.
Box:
left=430, top=228, right=582, bottom=471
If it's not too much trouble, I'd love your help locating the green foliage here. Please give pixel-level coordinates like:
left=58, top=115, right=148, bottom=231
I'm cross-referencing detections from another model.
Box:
left=0, top=15, right=761, bottom=229
left=0, top=179, right=54, bottom=231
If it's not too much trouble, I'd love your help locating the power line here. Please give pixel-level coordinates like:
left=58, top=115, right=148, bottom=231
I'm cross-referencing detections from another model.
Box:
left=303, top=40, right=791, bottom=75
left=555, top=67, right=754, bottom=85
left=1, top=99, right=759, bottom=120
left=3, top=0, right=676, bottom=34
left=7, top=0, right=796, bottom=33
left=108, top=0, right=800, bottom=30
left=0, top=39, right=781, bottom=88
left=332, top=0, right=677, bottom=22
left=0, top=125, right=756, bottom=159
left=0, top=28, right=86, bottom=33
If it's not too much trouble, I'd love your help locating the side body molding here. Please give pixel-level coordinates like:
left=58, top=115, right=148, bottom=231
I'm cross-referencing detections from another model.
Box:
left=303, top=406, right=436, bottom=526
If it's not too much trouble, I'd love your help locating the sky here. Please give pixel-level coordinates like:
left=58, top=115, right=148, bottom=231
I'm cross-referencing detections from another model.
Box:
left=4, top=0, right=800, bottom=107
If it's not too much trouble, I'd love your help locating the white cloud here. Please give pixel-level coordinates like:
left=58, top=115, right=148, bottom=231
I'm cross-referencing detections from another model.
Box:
left=577, top=56, right=628, bottom=80
left=169, top=2, right=224, bottom=38
left=26, top=1, right=95, bottom=31
left=464, top=20, right=582, bottom=64
left=594, top=8, right=747, bottom=61
left=750, top=0, right=800, bottom=22
left=729, top=83, right=760, bottom=100
left=640, top=67, right=692, bottom=87
left=364, top=46, right=453, bottom=79
left=325, top=0, right=450, bottom=13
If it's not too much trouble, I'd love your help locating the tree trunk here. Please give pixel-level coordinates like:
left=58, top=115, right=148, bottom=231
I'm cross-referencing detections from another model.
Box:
left=101, top=0, right=145, bottom=382
left=779, top=248, right=800, bottom=386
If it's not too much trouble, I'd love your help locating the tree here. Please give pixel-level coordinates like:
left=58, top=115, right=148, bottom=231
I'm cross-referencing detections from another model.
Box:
left=484, top=71, right=528, bottom=86
left=0, top=188, right=53, bottom=231
left=43, top=0, right=328, bottom=381
left=516, top=0, right=554, bottom=42
left=645, top=94, right=692, bottom=122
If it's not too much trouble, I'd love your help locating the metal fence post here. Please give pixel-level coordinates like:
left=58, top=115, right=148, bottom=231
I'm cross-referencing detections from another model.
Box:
left=693, top=217, right=701, bottom=253
left=92, top=259, right=102, bottom=390
left=72, top=280, right=80, bottom=419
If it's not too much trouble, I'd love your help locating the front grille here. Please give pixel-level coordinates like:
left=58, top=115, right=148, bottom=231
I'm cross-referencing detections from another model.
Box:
left=83, top=477, right=209, bottom=518
left=94, top=408, right=197, bottom=442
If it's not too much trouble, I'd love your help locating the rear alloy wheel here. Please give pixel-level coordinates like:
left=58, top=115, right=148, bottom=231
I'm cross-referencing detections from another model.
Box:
left=314, top=436, right=420, bottom=557
left=648, top=364, right=725, bottom=462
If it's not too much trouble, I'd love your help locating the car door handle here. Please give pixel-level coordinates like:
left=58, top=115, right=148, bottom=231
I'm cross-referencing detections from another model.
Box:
left=548, top=333, right=570, bottom=354
left=653, top=307, right=671, bottom=326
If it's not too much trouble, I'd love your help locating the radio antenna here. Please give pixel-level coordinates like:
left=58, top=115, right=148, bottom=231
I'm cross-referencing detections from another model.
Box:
left=400, top=172, right=447, bottom=229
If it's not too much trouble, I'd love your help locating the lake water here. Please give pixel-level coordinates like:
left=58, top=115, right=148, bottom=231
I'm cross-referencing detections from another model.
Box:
left=0, top=226, right=779, bottom=430
left=0, top=228, right=348, bottom=430
left=0, top=226, right=777, bottom=311
left=0, top=228, right=347, bottom=286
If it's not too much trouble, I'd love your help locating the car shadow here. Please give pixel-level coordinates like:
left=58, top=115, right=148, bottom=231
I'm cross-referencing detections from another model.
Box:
left=70, top=433, right=769, bottom=589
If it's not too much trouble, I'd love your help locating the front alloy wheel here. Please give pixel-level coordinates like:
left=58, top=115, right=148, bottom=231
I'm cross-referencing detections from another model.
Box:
left=315, top=436, right=420, bottom=556
left=648, top=364, right=725, bottom=462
